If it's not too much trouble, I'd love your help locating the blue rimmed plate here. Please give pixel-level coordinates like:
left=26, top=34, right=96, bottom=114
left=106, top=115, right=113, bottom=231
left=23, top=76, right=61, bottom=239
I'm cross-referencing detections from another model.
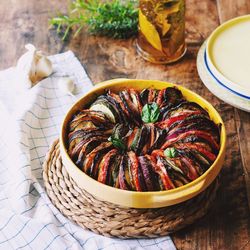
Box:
left=197, top=40, right=250, bottom=112
left=205, top=15, right=250, bottom=100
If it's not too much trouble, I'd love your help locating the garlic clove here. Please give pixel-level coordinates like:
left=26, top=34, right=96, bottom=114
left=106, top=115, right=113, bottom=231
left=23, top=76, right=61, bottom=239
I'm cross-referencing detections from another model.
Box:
left=57, top=77, right=75, bottom=97
left=36, top=56, right=53, bottom=78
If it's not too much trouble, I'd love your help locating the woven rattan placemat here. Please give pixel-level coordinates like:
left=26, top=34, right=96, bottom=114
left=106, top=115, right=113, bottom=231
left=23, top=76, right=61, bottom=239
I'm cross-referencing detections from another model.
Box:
left=43, top=139, right=219, bottom=238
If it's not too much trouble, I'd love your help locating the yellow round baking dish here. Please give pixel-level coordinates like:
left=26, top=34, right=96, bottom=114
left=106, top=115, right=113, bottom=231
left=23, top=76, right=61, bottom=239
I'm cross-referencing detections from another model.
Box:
left=60, top=79, right=226, bottom=208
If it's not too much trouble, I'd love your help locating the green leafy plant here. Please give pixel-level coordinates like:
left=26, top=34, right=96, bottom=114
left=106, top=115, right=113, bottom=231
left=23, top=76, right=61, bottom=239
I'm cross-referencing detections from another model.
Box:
left=141, top=102, right=160, bottom=123
left=50, top=0, right=138, bottom=40
left=108, top=135, right=126, bottom=151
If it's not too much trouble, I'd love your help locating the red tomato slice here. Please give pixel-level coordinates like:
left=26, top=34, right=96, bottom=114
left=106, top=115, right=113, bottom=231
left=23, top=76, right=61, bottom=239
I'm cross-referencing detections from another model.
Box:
left=128, top=151, right=141, bottom=191
left=98, top=149, right=118, bottom=184
left=147, top=155, right=175, bottom=190
left=162, top=130, right=220, bottom=151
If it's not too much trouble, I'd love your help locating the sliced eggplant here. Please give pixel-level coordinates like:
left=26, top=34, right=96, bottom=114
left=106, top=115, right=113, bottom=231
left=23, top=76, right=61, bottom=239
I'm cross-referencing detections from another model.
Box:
left=82, top=142, right=113, bottom=175
left=168, top=114, right=220, bottom=141
left=161, top=101, right=209, bottom=120
left=175, top=142, right=216, bottom=165
left=108, top=91, right=131, bottom=122
left=120, top=90, right=141, bottom=125
left=140, top=89, right=149, bottom=105
left=176, top=148, right=204, bottom=176
left=163, top=87, right=183, bottom=105
left=133, top=125, right=149, bottom=155
left=148, top=127, right=167, bottom=152
left=70, top=135, right=107, bottom=160
left=138, top=156, right=158, bottom=191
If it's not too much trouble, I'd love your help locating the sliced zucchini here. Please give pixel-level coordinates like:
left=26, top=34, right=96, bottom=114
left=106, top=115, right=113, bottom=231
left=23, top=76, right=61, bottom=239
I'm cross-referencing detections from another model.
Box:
left=133, top=125, right=149, bottom=155
left=118, top=156, right=129, bottom=190
left=107, top=154, right=121, bottom=187
left=130, top=128, right=141, bottom=151
left=90, top=103, right=116, bottom=123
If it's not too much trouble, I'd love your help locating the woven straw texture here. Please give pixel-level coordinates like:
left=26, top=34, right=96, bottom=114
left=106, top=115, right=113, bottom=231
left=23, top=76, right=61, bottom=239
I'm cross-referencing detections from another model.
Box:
left=43, top=139, right=219, bottom=238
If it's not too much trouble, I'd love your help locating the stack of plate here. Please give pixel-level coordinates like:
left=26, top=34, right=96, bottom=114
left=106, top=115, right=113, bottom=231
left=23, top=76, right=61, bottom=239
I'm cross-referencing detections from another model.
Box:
left=197, top=15, right=250, bottom=112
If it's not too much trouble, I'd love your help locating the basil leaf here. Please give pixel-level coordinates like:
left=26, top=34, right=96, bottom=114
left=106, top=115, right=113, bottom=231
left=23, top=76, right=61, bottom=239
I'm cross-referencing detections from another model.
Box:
left=141, top=104, right=151, bottom=123
left=141, top=102, right=160, bottom=123
left=164, top=147, right=177, bottom=158
left=108, top=136, right=126, bottom=151
left=150, top=102, right=160, bottom=122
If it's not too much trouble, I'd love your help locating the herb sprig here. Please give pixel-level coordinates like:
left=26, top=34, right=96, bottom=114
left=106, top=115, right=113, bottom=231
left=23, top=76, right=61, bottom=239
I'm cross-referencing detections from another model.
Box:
left=164, top=147, right=177, bottom=158
left=108, top=135, right=126, bottom=151
left=50, top=0, right=138, bottom=40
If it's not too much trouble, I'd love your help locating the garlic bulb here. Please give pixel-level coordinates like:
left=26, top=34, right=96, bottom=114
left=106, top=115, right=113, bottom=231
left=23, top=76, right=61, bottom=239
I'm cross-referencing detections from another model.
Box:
left=15, top=44, right=53, bottom=89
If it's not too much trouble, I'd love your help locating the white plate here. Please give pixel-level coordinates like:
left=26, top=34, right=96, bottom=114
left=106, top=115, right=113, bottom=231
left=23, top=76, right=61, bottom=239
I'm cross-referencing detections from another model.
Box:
left=197, top=41, right=250, bottom=112
left=205, top=15, right=250, bottom=99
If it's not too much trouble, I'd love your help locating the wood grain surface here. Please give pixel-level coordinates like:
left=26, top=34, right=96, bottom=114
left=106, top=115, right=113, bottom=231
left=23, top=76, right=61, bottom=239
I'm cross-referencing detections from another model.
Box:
left=0, top=1, right=250, bottom=249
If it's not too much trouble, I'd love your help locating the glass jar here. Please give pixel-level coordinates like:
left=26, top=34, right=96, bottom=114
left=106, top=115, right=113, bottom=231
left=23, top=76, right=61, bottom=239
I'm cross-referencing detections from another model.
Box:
left=136, top=0, right=186, bottom=64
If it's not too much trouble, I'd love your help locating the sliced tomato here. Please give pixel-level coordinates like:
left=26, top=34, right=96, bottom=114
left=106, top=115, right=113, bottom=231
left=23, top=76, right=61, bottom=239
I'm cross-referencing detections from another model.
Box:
left=146, top=155, right=175, bottom=190
left=175, top=143, right=216, bottom=162
left=128, top=151, right=141, bottom=191
left=156, top=89, right=165, bottom=106
left=151, top=149, right=164, bottom=158
left=162, top=130, right=220, bottom=151
left=148, top=89, right=155, bottom=103
left=98, top=149, right=118, bottom=184
left=156, top=111, right=202, bottom=129
left=83, top=142, right=112, bottom=174
left=70, top=135, right=106, bottom=159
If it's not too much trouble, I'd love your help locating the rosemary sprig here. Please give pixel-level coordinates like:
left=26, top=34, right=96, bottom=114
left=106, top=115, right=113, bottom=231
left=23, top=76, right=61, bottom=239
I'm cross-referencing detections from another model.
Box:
left=50, top=0, right=138, bottom=40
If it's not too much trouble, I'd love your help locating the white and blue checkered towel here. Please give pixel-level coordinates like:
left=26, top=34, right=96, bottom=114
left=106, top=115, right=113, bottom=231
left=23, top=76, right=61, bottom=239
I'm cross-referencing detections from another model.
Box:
left=0, top=51, right=176, bottom=250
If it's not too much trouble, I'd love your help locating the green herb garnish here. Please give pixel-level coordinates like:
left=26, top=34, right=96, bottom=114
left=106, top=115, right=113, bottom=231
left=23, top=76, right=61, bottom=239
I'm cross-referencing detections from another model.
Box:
left=50, top=0, right=138, bottom=40
left=108, top=135, right=126, bottom=151
left=141, top=102, right=160, bottom=123
left=164, top=147, right=177, bottom=158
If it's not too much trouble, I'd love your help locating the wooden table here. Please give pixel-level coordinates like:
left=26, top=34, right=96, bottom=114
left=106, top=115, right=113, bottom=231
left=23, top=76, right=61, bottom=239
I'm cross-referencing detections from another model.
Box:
left=1, top=1, right=250, bottom=249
